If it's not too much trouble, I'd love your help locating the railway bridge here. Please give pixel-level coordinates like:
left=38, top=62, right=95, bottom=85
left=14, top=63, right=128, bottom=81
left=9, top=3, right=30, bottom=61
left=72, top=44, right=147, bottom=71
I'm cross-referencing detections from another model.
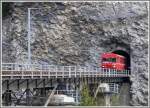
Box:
left=2, top=63, right=130, bottom=106
left=2, top=63, right=130, bottom=79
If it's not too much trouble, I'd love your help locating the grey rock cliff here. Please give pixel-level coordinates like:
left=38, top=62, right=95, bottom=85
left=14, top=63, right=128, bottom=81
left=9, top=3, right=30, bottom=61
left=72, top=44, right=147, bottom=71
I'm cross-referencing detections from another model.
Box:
left=2, top=2, right=148, bottom=106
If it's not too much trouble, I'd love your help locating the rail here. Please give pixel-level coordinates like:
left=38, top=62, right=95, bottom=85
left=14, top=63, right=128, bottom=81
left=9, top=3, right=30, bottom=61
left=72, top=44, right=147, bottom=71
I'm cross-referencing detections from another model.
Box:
left=2, top=63, right=130, bottom=78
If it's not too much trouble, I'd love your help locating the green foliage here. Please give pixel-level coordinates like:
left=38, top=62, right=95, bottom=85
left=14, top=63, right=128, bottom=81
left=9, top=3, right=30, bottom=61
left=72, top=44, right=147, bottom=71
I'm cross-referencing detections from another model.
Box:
left=110, top=94, right=120, bottom=106
left=96, top=93, right=105, bottom=106
left=80, top=83, right=96, bottom=106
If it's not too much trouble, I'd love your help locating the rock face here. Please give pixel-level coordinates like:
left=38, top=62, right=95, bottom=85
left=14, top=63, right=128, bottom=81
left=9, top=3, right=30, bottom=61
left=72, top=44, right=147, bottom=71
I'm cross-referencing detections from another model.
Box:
left=2, top=2, right=148, bottom=106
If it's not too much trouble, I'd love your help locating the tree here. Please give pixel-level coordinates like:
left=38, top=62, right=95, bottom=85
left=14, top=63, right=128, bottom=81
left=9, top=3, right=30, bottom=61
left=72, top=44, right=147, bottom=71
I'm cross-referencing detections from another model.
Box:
left=80, top=82, right=96, bottom=106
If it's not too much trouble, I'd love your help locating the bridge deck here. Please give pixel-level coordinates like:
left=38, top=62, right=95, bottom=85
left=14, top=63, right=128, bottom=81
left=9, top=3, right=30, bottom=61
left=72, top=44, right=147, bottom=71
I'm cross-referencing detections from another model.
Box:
left=2, top=63, right=130, bottom=79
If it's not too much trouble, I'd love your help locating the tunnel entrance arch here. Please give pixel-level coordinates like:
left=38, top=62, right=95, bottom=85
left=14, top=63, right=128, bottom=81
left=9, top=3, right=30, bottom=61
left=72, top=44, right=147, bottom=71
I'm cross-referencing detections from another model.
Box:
left=112, top=50, right=130, bottom=71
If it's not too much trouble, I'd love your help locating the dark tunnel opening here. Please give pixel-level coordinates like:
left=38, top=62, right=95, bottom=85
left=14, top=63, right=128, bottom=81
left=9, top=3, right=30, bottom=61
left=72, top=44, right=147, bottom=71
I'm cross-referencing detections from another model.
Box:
left=112, top=50, right=131, bottom=104
left=112, top=50, right=131, bottom=72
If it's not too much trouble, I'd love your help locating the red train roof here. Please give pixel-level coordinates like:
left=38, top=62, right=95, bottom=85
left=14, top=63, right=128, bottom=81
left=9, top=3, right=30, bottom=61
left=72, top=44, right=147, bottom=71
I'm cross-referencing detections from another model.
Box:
left=101, top=53, right=124, bottom=58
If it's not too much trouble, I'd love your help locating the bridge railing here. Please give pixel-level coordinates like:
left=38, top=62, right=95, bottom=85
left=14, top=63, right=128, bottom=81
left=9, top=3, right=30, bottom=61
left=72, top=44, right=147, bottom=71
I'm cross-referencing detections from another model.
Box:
left=2, top=63, right=130, bottom=77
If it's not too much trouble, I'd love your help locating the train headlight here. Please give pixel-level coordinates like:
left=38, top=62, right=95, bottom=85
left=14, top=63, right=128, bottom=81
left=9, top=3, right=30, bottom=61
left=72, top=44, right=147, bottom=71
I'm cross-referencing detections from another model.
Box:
left=113, top=65, right=116, bottom=68
left=102, top=66, right=105, bottom=67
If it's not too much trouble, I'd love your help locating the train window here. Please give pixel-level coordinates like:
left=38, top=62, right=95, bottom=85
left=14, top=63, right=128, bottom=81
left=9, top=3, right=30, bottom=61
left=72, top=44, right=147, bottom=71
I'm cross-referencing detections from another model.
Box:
left=102, top=58, right=107, bottom=62
left=102, top=58, right=116, bottom=62
left=111, top=58, right=116, bottom=62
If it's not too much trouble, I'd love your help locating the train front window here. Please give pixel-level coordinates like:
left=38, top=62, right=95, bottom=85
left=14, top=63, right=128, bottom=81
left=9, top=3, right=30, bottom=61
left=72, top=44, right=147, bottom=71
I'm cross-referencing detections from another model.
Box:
left=102, top=58, right=116, bottom=62
left=111, top=58, right=116, bottom=62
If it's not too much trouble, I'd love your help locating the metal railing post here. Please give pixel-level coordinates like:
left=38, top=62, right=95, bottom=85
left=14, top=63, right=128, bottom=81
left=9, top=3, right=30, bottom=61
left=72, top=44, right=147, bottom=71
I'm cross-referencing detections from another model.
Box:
left=31, top=65, right=33, bottom=78
left=22, top=68, right=24, bottom=79
left=74, top=66, right=76, bottom=77
left=116, top=84, right=119, bottom=93
left=40, top=65, right=42, bottom=78
left=48, top=67, right=50, bottom=78
left=10, top=70, right=13, bottom=79
left=62, top=66, right=64, bottom=78
left=79, top=66, right=81, bottom=77
left=69, top=66, right=71, bottom=78
left=56, top=66, right=57, bottom=78
left=84, top=67, right=86, bottom=77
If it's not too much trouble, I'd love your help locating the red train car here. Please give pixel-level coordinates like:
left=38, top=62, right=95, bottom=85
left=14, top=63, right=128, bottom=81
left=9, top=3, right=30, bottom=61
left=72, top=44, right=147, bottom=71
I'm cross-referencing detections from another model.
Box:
left=101, top=53, right=126, bottom=71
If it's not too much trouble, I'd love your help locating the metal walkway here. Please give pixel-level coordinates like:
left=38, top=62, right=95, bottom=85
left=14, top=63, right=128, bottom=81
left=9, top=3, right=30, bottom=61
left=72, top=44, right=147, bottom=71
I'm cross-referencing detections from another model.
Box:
left=2, top=63, right=130, bottom=79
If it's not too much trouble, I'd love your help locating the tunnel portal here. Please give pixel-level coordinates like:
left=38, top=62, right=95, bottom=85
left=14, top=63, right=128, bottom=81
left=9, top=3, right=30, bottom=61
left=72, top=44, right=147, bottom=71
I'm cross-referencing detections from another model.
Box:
left=112, top=50, right=130, bottom=70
